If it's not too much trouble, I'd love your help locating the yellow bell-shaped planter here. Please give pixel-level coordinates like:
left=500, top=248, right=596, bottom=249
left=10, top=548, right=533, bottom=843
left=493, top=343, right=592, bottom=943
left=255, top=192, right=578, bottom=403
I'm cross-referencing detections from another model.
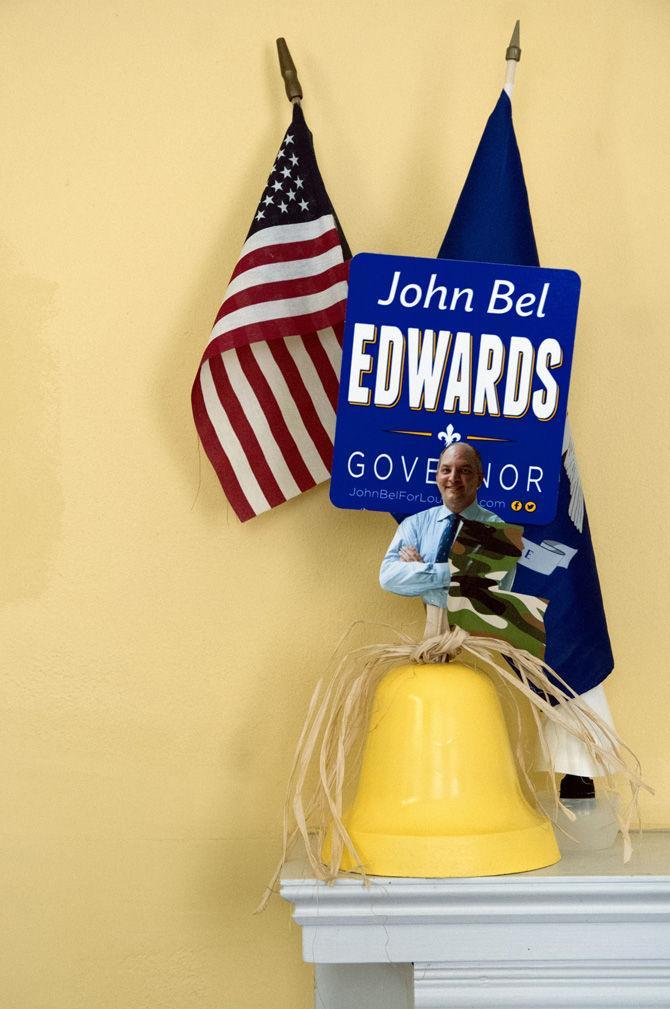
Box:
left=327, top=661, right=560, bottom=877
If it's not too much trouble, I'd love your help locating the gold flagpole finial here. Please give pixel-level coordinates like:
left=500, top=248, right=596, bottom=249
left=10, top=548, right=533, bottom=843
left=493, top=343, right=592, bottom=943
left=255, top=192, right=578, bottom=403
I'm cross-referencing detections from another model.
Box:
left=276, top=38, right=303, bottom=103
left=505, top=20, right=521, bottom=62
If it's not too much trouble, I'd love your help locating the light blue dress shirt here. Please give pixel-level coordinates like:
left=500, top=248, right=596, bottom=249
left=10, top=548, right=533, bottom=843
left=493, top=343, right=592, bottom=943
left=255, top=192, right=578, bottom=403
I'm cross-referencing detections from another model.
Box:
left=379, top=500, right=503, bottom=608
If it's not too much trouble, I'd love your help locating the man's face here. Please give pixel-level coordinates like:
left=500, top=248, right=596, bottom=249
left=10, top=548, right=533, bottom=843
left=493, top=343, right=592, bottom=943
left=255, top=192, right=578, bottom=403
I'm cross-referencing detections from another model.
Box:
left=436, top=444, right=483, bottom=512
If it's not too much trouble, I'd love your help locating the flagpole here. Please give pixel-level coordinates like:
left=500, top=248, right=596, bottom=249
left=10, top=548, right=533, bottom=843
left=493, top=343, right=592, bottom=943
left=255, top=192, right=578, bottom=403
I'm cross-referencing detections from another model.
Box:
left=504, top=20, right=521, bottom=97
left=276, top=38, right=303, bottom=105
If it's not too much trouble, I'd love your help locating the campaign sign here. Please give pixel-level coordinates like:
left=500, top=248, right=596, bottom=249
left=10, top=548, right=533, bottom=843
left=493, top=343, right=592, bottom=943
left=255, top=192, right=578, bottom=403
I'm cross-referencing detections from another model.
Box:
left=330, top=253, right=580, bottom=524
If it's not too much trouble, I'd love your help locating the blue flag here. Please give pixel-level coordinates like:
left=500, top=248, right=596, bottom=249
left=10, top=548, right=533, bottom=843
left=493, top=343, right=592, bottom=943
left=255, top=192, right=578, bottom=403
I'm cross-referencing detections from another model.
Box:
left=438, top=90, right=613, bottom=696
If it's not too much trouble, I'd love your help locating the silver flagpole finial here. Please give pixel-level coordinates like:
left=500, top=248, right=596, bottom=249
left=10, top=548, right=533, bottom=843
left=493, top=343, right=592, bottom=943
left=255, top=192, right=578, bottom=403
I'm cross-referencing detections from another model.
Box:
left=506, top=20, right=521, bottom=62
left=504, top=21, right=521, bottom=96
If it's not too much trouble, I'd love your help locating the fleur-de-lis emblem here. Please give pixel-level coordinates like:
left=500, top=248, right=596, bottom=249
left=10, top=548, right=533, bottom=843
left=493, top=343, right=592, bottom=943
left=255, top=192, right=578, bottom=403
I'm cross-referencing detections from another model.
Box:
left=437, top=424, right=461, bottom=447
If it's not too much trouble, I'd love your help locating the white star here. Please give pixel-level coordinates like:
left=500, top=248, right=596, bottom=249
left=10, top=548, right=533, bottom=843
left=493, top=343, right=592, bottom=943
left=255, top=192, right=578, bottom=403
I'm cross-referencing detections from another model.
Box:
left=289, top=153, right=299, bottom=166
left=284, top=133, right=294, bottom=144
left=295, top=176, right=304, bottom=189
left=278, top=200, right=288, bottom=213
left=299, top=199, right=309, bottom=211
left=272, top=180, right=283, bottom=192
left=276, top=147, right=285, bottom=159
left=287, top=189, right=296, bottom=201
left=263, top=195, right=274, bottom=206
left=255, top=209, right=265, bottom=221
left=281, top=166, right=292, bottom=179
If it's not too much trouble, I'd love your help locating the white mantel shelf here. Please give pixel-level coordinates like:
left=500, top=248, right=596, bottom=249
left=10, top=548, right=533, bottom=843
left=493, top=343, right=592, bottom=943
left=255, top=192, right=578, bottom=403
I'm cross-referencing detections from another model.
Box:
left=280, top=832, right=670, bottom=1008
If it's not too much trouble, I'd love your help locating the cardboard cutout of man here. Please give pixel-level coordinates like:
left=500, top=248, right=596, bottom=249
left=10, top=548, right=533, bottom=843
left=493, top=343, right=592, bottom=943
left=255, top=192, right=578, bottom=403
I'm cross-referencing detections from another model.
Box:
left=380, top=442, right=510, bottom=606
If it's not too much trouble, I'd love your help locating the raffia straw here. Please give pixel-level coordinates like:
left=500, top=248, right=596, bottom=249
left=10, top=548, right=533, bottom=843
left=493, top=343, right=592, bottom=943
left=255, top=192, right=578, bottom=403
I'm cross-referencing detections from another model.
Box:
left=257, top=624, right=651, bottom=911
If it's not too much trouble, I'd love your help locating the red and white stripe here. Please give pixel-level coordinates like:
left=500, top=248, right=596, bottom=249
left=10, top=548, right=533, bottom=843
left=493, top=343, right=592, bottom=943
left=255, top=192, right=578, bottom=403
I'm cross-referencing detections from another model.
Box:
left=192, top=214, right=348, bottom=521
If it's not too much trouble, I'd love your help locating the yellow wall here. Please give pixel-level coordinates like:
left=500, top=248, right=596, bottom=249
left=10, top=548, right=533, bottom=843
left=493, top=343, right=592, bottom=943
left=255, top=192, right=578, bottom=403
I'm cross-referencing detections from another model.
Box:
left=3, top=1, right=669, bottom=1006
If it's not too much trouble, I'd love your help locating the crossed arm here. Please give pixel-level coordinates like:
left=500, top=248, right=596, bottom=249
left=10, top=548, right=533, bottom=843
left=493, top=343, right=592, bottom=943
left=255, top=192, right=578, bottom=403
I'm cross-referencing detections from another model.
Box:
left=379, top=522, right=451, bottom=602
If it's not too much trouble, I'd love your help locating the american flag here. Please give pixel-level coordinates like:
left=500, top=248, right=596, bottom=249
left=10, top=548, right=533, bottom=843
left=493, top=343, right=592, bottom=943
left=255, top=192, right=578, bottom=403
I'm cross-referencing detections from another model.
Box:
left=192, top=104, right=350, bottom=521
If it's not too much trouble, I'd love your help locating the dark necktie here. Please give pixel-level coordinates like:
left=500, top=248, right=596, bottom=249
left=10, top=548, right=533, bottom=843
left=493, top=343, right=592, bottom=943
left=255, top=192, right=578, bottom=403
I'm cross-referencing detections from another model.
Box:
left=435, top=512, right=460, bottom=563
